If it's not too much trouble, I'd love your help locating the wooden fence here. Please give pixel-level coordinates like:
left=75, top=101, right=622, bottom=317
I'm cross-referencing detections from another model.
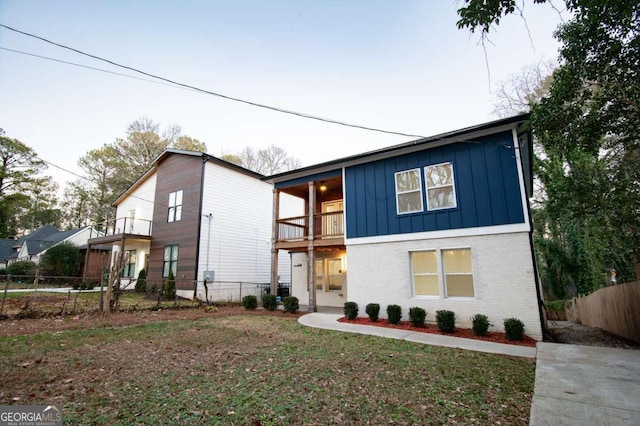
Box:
left=567, top=281, right=640, bottom=343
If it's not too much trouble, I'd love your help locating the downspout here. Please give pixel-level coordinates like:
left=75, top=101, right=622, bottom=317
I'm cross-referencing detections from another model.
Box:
left=195, top=155, right=207, bottom=285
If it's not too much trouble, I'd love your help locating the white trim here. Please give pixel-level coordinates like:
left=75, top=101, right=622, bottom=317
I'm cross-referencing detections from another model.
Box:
left=512, top=128, right=531, bottom=230
left=346, top=223, right=529, bottom=246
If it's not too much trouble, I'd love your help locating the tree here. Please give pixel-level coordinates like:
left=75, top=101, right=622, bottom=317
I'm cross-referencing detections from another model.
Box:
left=0, top=134, right=59, bottom=237
left=459, top=0, right=640, bottom=294
left=173, top=135, right=207, bottom=152
left=222, top=145, right=302, bottom=175
left=39, top=242, right=82, bottom=277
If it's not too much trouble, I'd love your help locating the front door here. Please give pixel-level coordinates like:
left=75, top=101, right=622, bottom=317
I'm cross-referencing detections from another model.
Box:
left=321, top=200, right=344, bottom=238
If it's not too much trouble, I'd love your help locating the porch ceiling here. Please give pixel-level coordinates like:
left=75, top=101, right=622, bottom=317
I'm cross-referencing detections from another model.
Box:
left=278, top=176, right=343, bottom=199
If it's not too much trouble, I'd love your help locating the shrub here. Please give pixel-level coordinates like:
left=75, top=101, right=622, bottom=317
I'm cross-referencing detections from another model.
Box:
left=504, top=318, right=525, bottom=340
left=242, top=295, right=258, bottom=310
left=135, top=269, right=147, bottom=293
left=471, top=314, right=491, bottom=336
left=39, top=242, right=81, bottom=277
left=6, top=260, right=36, bottom=277
left=386, top=304, right=402, bottom=325
left=365, top=303, right=380, bottom=322
left=262, top=294, right=277, bottom=311
left=546, top=300, right=564, bottom=311
left=283, top=296, right=299, bottom=313
left=163, top=270, right=176, bottom=300
left=343, top=301, right=359, bottom=320
left=436, top=310, right=456, bottom=333
left=409, top=307, right=427, bottom=327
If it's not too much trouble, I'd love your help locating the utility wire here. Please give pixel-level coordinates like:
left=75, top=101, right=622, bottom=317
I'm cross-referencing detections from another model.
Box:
left=0, top=23, right=426, bottom=139
left=0, top=47, right=193, bottom=91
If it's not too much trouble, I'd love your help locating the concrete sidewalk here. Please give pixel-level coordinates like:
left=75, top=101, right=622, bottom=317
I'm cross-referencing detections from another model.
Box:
left=298, top=312, right=537, bottom=358
left=530, top=343, right=640, bottom=425
left=299, top=313, right=640, bottom=425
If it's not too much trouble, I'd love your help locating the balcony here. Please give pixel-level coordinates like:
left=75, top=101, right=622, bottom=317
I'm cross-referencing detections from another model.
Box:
left=276, top=211, right=344, bottom=249
left=87, top=217, right=153, bottom=245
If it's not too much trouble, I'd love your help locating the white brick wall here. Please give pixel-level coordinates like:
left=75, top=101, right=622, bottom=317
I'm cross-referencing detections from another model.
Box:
left=346, top=232, right=543, bottom=340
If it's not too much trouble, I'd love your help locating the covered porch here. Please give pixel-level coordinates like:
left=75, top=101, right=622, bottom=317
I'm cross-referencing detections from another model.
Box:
left=86, top=217, right=153, bottom=286
left=269, top=172, right=347, bottom=311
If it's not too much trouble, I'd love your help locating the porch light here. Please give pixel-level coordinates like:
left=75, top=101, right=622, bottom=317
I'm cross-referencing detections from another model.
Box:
left=319, top=181, right=327, bottom=192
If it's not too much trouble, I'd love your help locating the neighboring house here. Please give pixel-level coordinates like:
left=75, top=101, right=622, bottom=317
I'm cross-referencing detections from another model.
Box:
left=265, top=114, right=545, bottom=340
left=86, top=149, right=295, bottom=300
left=2, top=224, right=107, bottom=277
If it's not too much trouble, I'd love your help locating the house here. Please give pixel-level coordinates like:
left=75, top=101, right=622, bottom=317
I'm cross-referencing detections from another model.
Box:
left=86, top=149, right=296, bottom=301
left=265, top=114, right=545, bottom=340
left=1, top=224, right=109, bottom=278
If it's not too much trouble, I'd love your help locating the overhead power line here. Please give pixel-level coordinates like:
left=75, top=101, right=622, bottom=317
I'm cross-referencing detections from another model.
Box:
left=0, top=47, right=192, bottom=90
left=0, top=23, right=426, bottom=139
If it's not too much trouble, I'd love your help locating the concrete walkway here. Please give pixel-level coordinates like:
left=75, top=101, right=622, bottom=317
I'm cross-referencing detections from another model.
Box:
left=530, top=343, right=640, bottom=425
left=299, top=313, right=640, bottom=425
left=298, top=312, right=537, bottom=358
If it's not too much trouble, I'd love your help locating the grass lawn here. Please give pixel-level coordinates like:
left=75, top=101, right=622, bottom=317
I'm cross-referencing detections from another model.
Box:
left=0, top=315, right=535, bottom=425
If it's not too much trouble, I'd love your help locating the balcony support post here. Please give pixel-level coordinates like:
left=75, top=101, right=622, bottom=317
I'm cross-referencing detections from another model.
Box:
left=307, top=181, right=317, bottom=312
left=270, top=189, right=280, bottom=296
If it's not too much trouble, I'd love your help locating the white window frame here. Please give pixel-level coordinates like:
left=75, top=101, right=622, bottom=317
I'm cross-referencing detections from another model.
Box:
left=410, top=250, right=439, bottom=298
left=163, top=244, right=179, bottom=278
left=410, top=247, right=476, bottom=299
left=424, top=162, right=457, bottom=211
left=394, top=168, right=424, bottom=215
left=167, top=190, right=183, bottom=223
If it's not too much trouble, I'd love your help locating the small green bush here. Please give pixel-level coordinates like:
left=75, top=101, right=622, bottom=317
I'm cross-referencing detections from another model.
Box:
left=242, top=295, right=258, bottom=310
left=283, top=296, right=299, bottom=313
left=471, top=314, right=491, bottom=336
left=409, top=307, right=427, bottom=327
left=504, top=318, right=525, bottom=340
left=365, top=303, right=380, bottom=322
left=546, top=300, right=564, bottom=311
left=386, top=304, right=402, bottom=325
left=344, top=301, right=359, bottom=320
left=163, top=270, right=176, bottom=300
left=73, top=280, right=96, bottom=290
left=135, top=269, right=147, bottom=293
left=262, top=294, right=277, bottom=311
left=436, top=310, right=456, bottom=333
left=6, top=260, right=36, bottom=277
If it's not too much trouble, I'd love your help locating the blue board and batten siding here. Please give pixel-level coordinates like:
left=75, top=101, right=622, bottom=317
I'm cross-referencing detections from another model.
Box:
left=344, top=131, right=525, bottom=239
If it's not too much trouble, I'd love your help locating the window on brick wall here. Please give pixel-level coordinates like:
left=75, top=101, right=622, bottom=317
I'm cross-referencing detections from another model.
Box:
left=411, top=248, right=475, bottom=298
left=443, top=248, right=474, bottom=297
left=411, top=250, right=439, bottom=296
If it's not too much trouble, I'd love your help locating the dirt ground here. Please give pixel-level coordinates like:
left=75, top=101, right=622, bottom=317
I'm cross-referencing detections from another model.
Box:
left=546, top=320, right=640, bottom=349
left=0, top=305, right=301, bottom=337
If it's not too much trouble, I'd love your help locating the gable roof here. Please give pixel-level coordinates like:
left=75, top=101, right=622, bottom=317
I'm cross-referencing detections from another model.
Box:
left=113, top=148, right=265, bottom=206
left=0, top=239, right=16, bottom=264
left=263, top=113, right=530, bottom=183
left=6, top=225, right=85, bottom=260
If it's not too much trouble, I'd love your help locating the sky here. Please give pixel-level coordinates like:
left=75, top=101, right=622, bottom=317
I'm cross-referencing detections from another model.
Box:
left=0, top=1, right=567, bottom=192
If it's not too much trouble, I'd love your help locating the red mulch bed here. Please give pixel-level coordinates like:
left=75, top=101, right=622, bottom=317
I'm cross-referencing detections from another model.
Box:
left=338, top=316, right=537, bottom=347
